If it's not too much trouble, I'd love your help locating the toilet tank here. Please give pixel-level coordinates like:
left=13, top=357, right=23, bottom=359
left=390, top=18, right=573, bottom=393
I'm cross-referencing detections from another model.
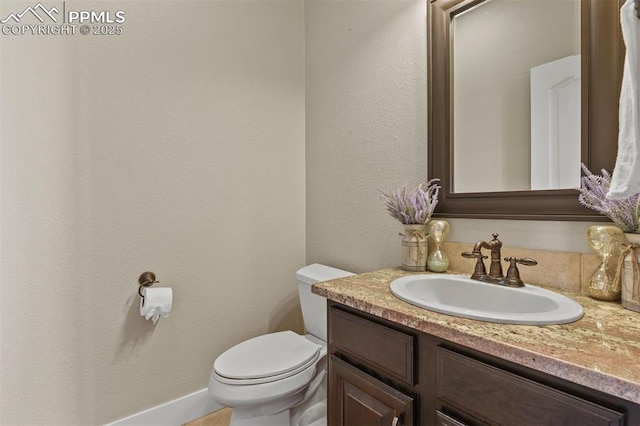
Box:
left=296, top=264, right=354, bottom=342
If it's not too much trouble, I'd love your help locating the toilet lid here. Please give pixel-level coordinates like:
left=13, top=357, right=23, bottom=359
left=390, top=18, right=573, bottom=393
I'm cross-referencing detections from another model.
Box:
left=214, top=331, right=321, bottom=385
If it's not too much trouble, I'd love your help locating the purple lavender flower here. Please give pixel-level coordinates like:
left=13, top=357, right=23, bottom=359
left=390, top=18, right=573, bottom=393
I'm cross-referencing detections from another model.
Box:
left=379, top=179, right=440, bottom=224
left=578, top=164, right=640, bottom=233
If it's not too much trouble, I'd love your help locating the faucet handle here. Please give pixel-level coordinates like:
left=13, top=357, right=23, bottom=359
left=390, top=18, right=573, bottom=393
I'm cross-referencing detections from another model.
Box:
left=503, top=257, right=537, bottom=287
left=516, top=257, right=538, bottom=266
left=462, top=251, right=488, bottom=279
left=462, top=251, right=487, bottom=259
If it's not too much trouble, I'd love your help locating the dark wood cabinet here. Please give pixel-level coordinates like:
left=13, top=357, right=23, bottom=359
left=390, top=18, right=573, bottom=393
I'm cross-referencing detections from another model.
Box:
left=328, top=306, right=416, bottom=426
left=435, top=410, right=468, bottom=426
left=329, top=355, right=414, bottom=426
left=327, top=301, right=639, bottom=426
left=436, top=347, right=624, bottom=426
left=329, top=307, right=415, bottom=386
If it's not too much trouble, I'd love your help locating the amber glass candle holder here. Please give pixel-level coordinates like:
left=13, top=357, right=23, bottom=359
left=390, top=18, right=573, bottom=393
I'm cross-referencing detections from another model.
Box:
left=586, top=225, right=625, bottom=301
left=427, top=220, right=450, bottom=273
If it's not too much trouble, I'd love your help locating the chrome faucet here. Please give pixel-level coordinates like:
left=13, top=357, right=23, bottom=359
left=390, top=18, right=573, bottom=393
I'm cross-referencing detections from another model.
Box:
left=462, top=233, right=537, bottom=287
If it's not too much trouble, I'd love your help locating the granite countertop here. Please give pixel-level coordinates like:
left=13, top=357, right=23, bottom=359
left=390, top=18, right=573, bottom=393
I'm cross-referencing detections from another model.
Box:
left=312, top=268, right=640, bottom=404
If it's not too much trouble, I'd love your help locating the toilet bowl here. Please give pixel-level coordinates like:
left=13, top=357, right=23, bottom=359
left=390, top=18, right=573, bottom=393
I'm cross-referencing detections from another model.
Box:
left=208, top=264, right=353, bottom=426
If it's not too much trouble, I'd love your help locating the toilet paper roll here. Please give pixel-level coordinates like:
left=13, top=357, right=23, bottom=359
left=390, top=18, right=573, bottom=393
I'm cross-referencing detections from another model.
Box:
left=140, top=287, right=173, bottom=324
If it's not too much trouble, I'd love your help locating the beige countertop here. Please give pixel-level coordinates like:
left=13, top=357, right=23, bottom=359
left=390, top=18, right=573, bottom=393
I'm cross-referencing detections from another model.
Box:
left=312, top=268, right=640, bottom=404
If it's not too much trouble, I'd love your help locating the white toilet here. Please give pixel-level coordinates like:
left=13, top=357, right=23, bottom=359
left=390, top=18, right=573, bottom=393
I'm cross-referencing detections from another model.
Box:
left=208, top=264, right=354, bottom=426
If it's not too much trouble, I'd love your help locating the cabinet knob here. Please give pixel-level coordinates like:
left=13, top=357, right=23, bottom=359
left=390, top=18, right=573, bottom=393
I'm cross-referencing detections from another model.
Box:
left=392, top=416, right=400, bottom=426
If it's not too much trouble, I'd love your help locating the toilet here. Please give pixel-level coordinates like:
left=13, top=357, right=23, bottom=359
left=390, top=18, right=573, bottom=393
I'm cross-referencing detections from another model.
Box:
left=208, top=264, right=354, bottom=426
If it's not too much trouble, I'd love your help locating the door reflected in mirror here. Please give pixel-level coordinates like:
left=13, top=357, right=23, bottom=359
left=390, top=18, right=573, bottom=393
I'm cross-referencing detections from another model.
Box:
left=452, top=0, right=581, bottom=193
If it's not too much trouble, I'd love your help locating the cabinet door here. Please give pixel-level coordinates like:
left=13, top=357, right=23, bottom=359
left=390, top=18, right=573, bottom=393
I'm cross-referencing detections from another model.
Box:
left=436, top=410, right=470, bottom=426
left=329, top=355, right=414, bottom=426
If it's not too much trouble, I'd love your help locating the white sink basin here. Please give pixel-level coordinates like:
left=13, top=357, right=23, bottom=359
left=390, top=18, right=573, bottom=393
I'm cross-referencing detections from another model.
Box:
left=390, top=275, right=584, bottom=325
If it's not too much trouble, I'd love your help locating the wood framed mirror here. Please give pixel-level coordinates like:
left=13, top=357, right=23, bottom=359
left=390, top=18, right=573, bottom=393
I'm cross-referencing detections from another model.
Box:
left=428, top=0, right=624, bottom=220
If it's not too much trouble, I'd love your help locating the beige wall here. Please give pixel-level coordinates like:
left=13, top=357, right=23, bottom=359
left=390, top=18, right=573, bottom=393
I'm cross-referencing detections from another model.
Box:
left=1, top=1, right=305, bottom=424
left=306, top=0, right=430, bottom=273
left=305, top=0, right=597, bottom=277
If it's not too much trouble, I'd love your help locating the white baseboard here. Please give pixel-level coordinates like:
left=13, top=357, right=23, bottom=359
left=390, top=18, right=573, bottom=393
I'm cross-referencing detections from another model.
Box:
left=106, top=388, right=223, bottom=426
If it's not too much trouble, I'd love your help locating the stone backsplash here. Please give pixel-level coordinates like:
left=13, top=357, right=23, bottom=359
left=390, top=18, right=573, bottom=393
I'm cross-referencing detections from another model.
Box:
left=437, top=241, right=600, bottom=294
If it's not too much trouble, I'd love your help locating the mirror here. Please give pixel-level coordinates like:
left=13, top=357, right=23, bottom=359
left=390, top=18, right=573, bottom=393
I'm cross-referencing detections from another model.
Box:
left=428, top=0, right=624, bottom=220
left=453, top=0, right=580, bottom=193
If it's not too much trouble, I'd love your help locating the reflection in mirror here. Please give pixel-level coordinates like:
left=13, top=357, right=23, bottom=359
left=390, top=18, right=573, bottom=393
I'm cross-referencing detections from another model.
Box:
left=429, top=0, right=622, bottom=220
left=452, top=0, right=581, bottom=193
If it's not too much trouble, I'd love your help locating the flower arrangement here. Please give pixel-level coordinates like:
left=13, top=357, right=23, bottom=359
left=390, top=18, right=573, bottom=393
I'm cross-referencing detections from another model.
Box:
left=578, top=164, right=640, bottom=234
left=379, top=179, right=440, bottom=225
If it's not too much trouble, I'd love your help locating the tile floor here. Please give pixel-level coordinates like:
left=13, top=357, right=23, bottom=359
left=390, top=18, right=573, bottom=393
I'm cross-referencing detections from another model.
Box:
left=184, top=408, right=231, bottom=426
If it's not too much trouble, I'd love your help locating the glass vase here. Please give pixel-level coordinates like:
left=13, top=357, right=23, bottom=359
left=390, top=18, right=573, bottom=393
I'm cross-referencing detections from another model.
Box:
left=401, top=224, right=428, bottom=272
left=586, top=225, right=625, bottom=301
left=621, top=233, right=640, bottom=312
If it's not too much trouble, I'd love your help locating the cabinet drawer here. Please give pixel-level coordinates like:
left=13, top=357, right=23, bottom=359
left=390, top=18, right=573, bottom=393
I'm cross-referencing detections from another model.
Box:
left=437, top=347, right=624, bottom=426
left=329, top=307, right=415, bottom=385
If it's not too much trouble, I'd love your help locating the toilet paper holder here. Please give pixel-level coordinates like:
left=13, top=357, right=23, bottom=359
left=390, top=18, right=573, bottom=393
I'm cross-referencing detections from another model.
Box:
left=138, top=271, right=159, bottom=306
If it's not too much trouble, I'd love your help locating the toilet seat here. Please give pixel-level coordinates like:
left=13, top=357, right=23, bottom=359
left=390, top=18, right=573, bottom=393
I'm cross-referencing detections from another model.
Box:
left=214, top=331, right=321, bottom=385
left=209, top=358, right=320, bottom=410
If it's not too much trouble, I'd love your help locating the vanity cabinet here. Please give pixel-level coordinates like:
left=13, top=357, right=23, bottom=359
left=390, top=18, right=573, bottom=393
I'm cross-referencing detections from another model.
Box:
left=328, top=306, right=416, bottom=426
left=327, top=301, right=639, bottom=426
